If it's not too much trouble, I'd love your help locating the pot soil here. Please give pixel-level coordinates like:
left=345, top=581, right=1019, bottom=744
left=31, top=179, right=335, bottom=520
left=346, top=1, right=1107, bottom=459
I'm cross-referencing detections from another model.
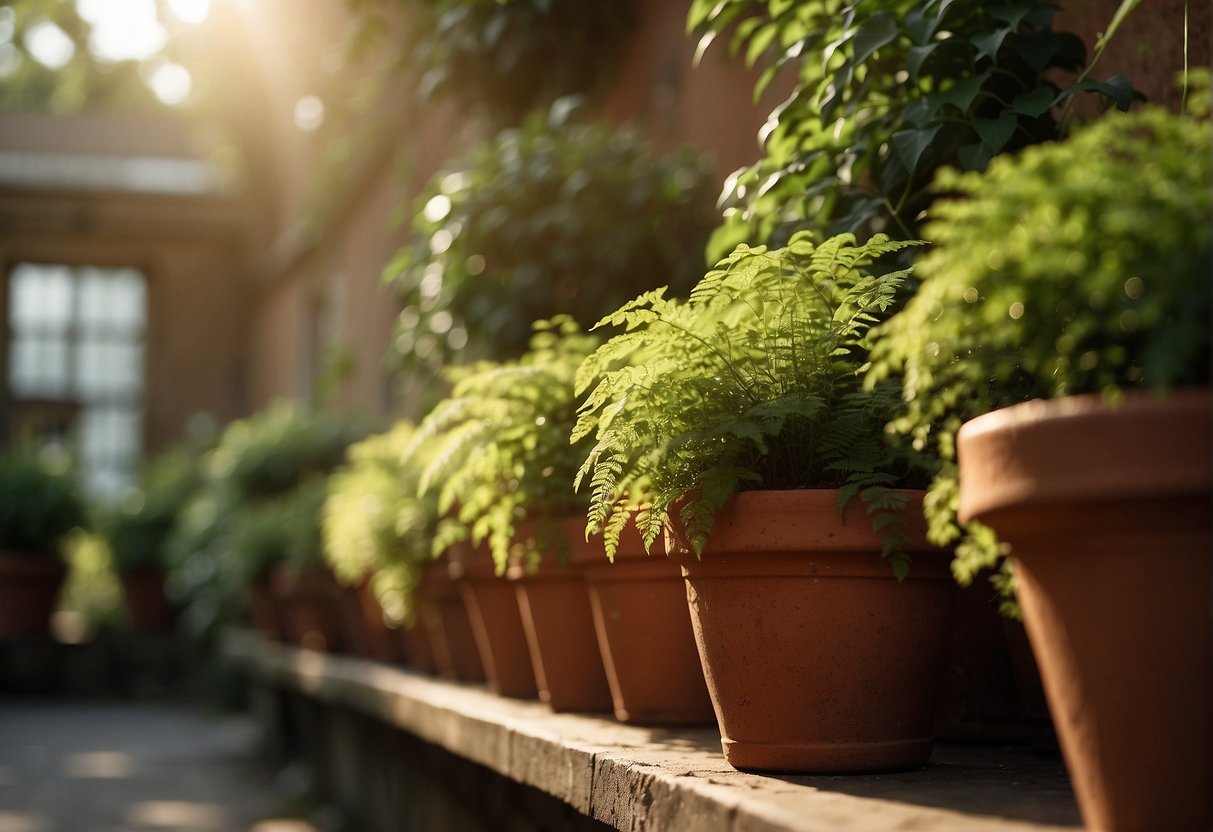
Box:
left=417, top=558, right=484, bottom=682
left=0, top=552, right=65, bottom=638
left=507, top=518, right=612, bottom=713
left=119, top=569, right=176, bottom=634
left=569, top=524, right=714, bottom=725
left=666, top=489, right=953, bottom=773
left=448, top=543, right=537, bottom=698
left=958, top=389, right=1211, bottom=832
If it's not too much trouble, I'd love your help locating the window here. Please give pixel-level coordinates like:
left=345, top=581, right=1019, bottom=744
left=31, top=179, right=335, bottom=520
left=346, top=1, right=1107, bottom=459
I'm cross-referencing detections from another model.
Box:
left=6, top=262, right=146, bottom=499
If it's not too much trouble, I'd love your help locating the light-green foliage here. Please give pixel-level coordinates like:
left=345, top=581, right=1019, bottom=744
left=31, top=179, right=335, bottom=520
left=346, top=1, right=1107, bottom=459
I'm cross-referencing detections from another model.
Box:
left=405, top=317, right=598, bottom=574
left=574, top=232, right=928, bottom=575
left=322, top=421, right=437, bottom=626
left=867, top=106, right=1212, bottom=603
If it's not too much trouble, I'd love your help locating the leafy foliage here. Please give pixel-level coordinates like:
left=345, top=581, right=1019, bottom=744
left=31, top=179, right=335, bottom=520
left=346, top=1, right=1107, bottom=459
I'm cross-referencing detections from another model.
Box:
left=345, top=0, right=633, bottom=127
left=689, top=0, right=1136, bottom=257
left=0, top=450, right=85, bottom=556
left=384, top=102, right=714, bottom=394
left=322, top=421, right=438, bottom=626
left=207, top=401, right=366, bottom=501
left=97, top=444, right=206, bottom=575
left=867, top=106, right=1211, bottom=598
left=574, top=233, right=928, bottom=574
left=163, top=403, right=366, bottom=635
left=406, top=317, right=598, bottom=574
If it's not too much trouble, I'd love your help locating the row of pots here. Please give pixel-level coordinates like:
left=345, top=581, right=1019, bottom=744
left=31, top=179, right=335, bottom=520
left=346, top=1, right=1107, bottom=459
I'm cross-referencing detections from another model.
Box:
left=253, top=392, right=1210, bottom=832
left=0, top=561, right=175, bottom=638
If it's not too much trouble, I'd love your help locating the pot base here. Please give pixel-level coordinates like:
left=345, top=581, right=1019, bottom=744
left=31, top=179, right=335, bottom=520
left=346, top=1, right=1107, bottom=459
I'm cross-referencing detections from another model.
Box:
left=723, top=735, right=934, bottom=774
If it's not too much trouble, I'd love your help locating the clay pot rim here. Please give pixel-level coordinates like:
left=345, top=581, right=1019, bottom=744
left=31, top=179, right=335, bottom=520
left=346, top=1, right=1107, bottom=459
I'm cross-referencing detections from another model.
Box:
left=957, top=388, right=1211, bottom=525
left=665, top=488, right=936, bottom=558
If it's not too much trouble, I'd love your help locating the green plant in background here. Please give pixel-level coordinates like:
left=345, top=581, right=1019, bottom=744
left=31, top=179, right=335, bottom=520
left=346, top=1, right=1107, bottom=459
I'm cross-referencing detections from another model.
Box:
left=689, top=0, right=1136, bottom=257
left=322, top=421, right=438, bottom=626
left=222, top=475, right=330, bottom=587
left=384, top=101, right=714, bottom=400
left=164, top=402, right=367, bottom=636
left=97, top=446, right=205, bottom=576
left=574, top=233, right=927, bottom=575
left=345, top=0, right=633, bottom=127
left=405, top=317, right=598, bottom=574
left=866, top=106, right=1211, bottom=605
left=208, top=400, right=367, bottom=501
left=0, top=450, right=86, bottom=555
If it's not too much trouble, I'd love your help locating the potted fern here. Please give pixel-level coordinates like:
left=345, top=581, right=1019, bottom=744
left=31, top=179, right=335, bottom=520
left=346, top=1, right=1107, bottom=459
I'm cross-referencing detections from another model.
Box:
left=206, top=402, right=365, bottom=652
left=0, top=451, right=85, bottom=638
left=321, top=420, right=481, bottom=679
left=405, top=318, right=610, bottom=708
left=868, top=106, right=1210, bottom=832
left=576, top=232, right=954, bottom=772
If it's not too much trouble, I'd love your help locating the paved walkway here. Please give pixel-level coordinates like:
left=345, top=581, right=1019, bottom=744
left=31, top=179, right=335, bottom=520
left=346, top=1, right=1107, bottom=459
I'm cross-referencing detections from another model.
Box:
left=0, top=700, right=316, bottom=832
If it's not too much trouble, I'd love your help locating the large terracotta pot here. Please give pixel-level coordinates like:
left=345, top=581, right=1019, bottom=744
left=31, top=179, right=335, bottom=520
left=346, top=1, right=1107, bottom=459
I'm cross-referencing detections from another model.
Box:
left=958, top=390, right=1212, bottom=832
left=416, top=558, right=485, bottom=682
left=335, top=579, right=400, bottom=662
left=0, top=552, right=65, bottom=638
left=119, top=569, right=176, bottom=634
left=271, top=566, right=346, bottom=653
left=448, top=542, right=537, bottom=698
left=666, top=489, right=954, bottom=773
left=507, top=518, right=612, bottom=713
left=569, top=524, right=714, bottom=725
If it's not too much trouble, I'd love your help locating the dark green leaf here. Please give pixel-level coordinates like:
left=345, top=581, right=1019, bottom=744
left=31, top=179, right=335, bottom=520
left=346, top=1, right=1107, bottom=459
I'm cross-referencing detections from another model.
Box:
left=974, top=111, right=1016, bottom=154
left=1055, top=75, right=1135, bottom=111
left=891, top=126, right=942, bottom=175
left=931, top=72, right=990, bottom=114
left=907, top=43, right=941, bottom=81
left=957, top=141, right=992, bottom=171
left=1010, top=85, right=1056, bottom=117
left=852, top=12, right=898, bottom=66
left=971, top=27, right=1012, bottom=61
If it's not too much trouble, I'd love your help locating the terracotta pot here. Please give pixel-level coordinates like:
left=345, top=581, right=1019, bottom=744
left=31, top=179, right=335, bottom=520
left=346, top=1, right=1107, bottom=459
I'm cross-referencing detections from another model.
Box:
left=335, top=579, right=400, bottom=662
left=396, top=616, right=438, bottom=675
left=417, top=559, right=484, bottom=682
left=271, top=566, right=346, bottom=653
left=507, top=518, right=612, bottom=713
left=0, top=552, right=65, bottom=638
left=958, top=390, right=1212, bottom=832
left=666, top=489, right=954, bottom=773
left=931, top=574, right=1053, bottom=745
left=119, top=569, right=176, bottom=634
left=569, top=524, right=714, bottom=725
left=448, top=542, right=537, bottom=698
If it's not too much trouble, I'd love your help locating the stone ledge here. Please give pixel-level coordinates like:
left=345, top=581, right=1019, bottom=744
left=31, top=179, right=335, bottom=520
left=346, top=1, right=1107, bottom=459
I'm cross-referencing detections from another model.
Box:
left=223, top=629, right=1079, bottom=832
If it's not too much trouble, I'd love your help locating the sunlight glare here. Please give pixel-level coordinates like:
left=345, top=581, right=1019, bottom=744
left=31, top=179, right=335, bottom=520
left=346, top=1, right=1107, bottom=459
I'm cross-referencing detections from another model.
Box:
left=168, top=0, right=211, bottom=25
left=24, top=20, right=75, bottom=69
left=294, top=95, right=325, bottom=132
left=76, top=0, right=167, bottom=62
left=148, top=61, right=193, bottom=105
left=0, top=44, right=19, bottom=78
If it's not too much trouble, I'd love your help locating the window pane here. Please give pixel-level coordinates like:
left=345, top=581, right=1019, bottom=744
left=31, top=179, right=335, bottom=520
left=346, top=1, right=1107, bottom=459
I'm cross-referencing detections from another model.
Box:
left=74, top=340, right=143, bottom=399
left=8, top=333, right=69, bottom=396
left=10, top=263, right=73, bottom=332
left=78, top=267, right=146, bottom=334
